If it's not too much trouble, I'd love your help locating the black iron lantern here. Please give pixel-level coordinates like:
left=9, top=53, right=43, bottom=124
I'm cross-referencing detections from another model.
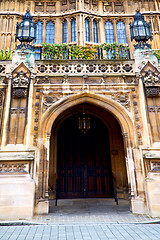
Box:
left=130, top=9, right=152, bottom=48
left=16, top=8, right=36, bottom=43
left=79, top=110, right=90, bottom=134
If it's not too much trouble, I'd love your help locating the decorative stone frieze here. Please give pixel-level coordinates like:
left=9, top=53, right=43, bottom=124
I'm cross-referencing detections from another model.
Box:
left=36, top=61, right=134, bottom=76
left=148, top=106, right=160, bottom=112
left=145, top=87, right=159, bottom=97
left=114, top=2, right=124, bottom=13
left=0, top=162, right=30, bottom=174
left=103, top=2, right=113, bottom=13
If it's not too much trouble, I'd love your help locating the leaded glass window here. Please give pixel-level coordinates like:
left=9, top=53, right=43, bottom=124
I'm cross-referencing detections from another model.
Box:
left=71, top=18, right=77, bottom=42
left=117, top=21, right=127, bottom=44
left=62, top=20, right=68, bottom=43
left=85, top=18, right=90, bottom=42
left=46, top=21, right=55, bottom=43
left=34, top=21, right=43, bottom=44
left=105, top=21, right=114, bottom=43
left=93, top=20, right=98, bottom=43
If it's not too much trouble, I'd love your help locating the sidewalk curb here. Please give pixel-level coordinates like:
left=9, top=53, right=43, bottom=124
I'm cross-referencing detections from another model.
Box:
left=0, top=220, right=160, bottom=226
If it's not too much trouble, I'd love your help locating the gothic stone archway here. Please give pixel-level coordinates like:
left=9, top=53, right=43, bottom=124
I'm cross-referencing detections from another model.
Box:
left=49, top=103, right=128, bottom=200
left=37, top=93, right=137, bottom=214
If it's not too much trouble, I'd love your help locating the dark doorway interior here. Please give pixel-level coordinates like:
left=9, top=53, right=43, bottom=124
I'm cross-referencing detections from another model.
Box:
left=57, top=112, right=114, bottom=199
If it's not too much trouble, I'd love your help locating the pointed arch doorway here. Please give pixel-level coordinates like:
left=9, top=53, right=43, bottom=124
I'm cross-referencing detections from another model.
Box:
left=49, top=103, right=128, bottom=200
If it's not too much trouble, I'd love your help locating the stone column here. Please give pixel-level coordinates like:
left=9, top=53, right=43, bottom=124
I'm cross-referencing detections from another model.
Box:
left=113, top=19, right=118, bottom=43
left=100, top=19, right=105, bottom=43
left=68, top=17, right=71, bottom=43
left=55, top=18, right=62, bottom=43
left=78, top=14, right=84, bottom=45
left=89, top=18, right=93, bottom=42
left=43, top=20, right=46, bottom=43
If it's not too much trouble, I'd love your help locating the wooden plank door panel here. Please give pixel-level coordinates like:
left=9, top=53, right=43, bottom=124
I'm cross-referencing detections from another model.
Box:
left=57, top=114, right=113, bottom=199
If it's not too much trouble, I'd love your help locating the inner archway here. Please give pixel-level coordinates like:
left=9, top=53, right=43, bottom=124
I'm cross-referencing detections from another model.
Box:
left=49, top=103, right=128, bottom=201
left=57, top=113, right=113, bottom=199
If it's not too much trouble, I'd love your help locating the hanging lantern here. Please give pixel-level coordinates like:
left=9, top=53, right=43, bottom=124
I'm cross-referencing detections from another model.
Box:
left=79, top=111, right=90, bottom=134
left=130, top=9, right=152, bottom=48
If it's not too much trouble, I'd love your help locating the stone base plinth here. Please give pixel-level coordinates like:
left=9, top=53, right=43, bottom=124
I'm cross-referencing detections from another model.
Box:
left=0, top=175, right=34, bottom=220
left=146, top=173, right=160, bottom=217
left=34, top=199, right=49, bottom=215
left=131, top=198, right=147, bottom=215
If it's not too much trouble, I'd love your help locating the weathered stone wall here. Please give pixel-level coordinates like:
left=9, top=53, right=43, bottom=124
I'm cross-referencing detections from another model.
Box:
left=0, top=0, right=160, bottom=219
left=0, top=0, right=159, bottom=51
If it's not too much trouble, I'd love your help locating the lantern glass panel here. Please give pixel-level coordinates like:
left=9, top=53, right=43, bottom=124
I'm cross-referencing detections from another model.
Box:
left=133, top=27, right=138, bottom=37
left=17, top=27, right=22, bottom=38
left=146, top=27, right=150, bottom=37
left=23, top=20, right=30, bottom=38
left=138, top=21, right=145, bottom=37
left=30, top=26, right=34, bottom=38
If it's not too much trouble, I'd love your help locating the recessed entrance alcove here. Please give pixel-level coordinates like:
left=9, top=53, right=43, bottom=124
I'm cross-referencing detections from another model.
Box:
left=49, top=103, right=128, bottom=203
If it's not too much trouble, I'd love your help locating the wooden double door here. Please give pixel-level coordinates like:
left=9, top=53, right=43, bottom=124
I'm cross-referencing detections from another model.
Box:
left=57, top=113, right=113, bottom=199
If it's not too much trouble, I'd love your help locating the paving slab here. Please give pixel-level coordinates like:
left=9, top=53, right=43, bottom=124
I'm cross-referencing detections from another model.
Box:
left=1, top=224, right=160, bottom=240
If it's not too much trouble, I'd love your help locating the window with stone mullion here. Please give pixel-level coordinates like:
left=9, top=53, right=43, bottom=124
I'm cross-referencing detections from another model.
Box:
left=34, top=21, right=43, bottom=44
left=85, top=18, right=90, bottom=42
left=71, top=19, right=77, bottom=42
left=117, top=21, right=127, bottom=44
left=62, top=20, right=68, bottom=43
left=105, top=21, right=114, bottom=43
left=93, top=20, right=98, bottom=43
left=46, top=21, right=55, bottom=44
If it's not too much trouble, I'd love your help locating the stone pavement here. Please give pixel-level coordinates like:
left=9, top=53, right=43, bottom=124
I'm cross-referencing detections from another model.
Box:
left=1, top=224, right=160, bottom=240
left=32, top=199, right=160, bottom=224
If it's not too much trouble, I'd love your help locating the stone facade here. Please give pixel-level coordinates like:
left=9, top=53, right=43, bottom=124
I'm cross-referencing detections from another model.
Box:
left=0, top=0, right=160, bottom=219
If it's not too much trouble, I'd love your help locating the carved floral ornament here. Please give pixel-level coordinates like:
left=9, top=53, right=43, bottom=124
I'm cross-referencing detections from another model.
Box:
left=139, top=62, right=160, bottom=97
left=145, top=87, right=160, bottom=97
left=12, top=71, right=29, bottom=89
left=11, top=71, right=30, bottom=98
left=10, top=62, right=36, bottom=98
left=143, top=71, right=160, bottom=87
left=111, top=92, right=130, bottom=110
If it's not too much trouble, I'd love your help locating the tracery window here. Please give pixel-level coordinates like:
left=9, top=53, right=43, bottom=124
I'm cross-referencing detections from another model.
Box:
left=62, top=20, right=68, bottom=43
left=105, top=21, right=114, bottom=43
left=116, top=21, right=127, bottom=44
left=46, top=21, right=55, bottom=43
left=71, top=18, right=77, bottom=42
left=85, top=18, right=90, bottom=42
left=93, top=20, right=98, bottom=43
left=34, top=21, right=43, bottom=44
